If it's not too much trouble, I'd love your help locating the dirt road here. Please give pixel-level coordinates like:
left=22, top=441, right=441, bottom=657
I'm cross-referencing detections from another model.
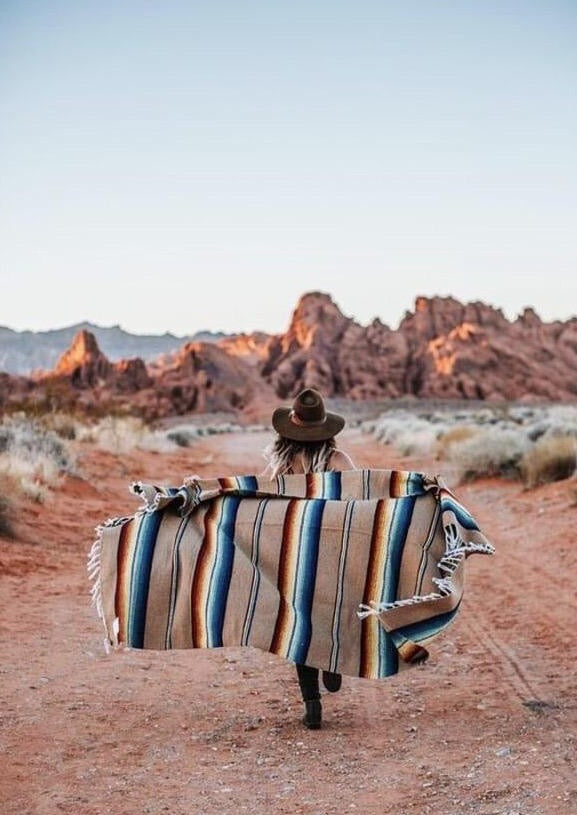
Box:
left=1, top=429, right=575, bottom=815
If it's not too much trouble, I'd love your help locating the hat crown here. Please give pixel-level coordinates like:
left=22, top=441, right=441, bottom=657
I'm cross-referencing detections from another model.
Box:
left=271, top=387, right=344, bottom=441
left=291, top=388, right=326, bottom=424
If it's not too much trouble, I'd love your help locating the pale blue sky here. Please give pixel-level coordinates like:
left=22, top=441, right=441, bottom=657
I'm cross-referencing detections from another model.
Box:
left=1, top=0, right=576, bottom=335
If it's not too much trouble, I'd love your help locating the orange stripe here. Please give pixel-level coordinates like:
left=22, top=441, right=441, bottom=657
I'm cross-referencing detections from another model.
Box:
left=219, top=476, right=237, bottom=491
left=269, top=500, right=302, bottom=655
left=390, top=470, right=408, bottom=497
left=191, top=501, right=219, bottom=647
left=360, top=500, right=391, bottom=677
left=305, top=472, right=323, bottom=498
left=115, top=519, right=139, bottom=645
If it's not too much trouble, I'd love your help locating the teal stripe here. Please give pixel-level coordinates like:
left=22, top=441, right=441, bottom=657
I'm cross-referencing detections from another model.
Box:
left=441, top=495, right=479, bottom=530
left=287, top=500, right=324, bottom=663
left=205, top=497, right=240, bottom=647
left=127, top=511, right=162, bottom=648
left=378, top=497, right=416, bottom=677
left=394, top=606, right=460, bottom=644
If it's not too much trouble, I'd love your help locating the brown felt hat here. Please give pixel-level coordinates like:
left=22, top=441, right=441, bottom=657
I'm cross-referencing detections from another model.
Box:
left=272, top=388, right=345, bottom=442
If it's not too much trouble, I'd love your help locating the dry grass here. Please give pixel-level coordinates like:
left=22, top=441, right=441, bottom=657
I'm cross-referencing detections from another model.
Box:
left=77, top=416, right=177, bottom=453
left=39, top=412, right=80, bottom=440
left=443, top=428, right=530, bottom=482
left=0, top=415, right=77, bottom=502
left=365, top=404, right=577, bottom=485
left=521, top=435, right=577, bottom=489
left=435, top=425, right=480, bottom=460
left=363, top=411, right=445, bottom=457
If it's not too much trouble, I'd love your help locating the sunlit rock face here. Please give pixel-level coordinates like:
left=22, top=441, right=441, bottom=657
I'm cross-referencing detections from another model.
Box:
left=261, top=292, right=577, bottom=403
left=53, top=330, right=113, bottom=387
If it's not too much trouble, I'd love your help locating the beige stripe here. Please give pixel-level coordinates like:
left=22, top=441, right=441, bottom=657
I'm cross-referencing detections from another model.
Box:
left=143, top=513, right=184, bottom=649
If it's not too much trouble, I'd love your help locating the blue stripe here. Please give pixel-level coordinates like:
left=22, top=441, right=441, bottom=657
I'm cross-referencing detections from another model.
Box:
left=441, top=496, right=479, bottom=530
left=407, top=472, right=426, bottom=496
left=127, top=510, right=162, bottom=648
left=323, top=471, right=341, bottom=499
left=394, top=606, right=460, bottom=644
left=234, top=475, right=259, bottom=493
left=206, top=497, right=240, bottom=647
left=378, top=496, right=416, bottom=677
left=289, top=500, right=325, bottom=663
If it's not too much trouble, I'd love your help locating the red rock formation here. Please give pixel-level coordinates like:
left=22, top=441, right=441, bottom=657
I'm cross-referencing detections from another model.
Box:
left=151, top=341, right=277, bottom=417
left=3, top=293, right=577, bottom=418
left=391, top=297, right=577, bottom=401
left=261, top=292, right=353, bottom=397
left=48, top=330, right=152, bottom=394
left=216, top=333, right=271, bottom=367
left=260, top=292, right=409, bottom=399
left=53, top=330, right=112, bottom=388
left=260, top=292, right=577, bottom=403
left=113, top=357, right=153, bottom=393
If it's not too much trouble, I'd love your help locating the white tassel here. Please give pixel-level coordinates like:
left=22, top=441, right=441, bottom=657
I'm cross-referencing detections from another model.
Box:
left=357, top=540, right=495, bottom=618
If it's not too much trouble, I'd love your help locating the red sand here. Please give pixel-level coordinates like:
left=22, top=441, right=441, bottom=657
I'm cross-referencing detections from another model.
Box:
left=1, top=428, right=576, bottom=815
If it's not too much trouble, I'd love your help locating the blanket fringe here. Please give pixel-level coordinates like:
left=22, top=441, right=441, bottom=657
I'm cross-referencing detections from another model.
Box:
left=131, top=481, right=201, bottom=516
left=357, top=541, right=495, bottom=619
left=87, top=515, right=131, bottom=650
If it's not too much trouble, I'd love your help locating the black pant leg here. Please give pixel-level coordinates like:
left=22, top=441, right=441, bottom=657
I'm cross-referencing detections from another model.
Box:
left=296, top=663, right=320, bottom=701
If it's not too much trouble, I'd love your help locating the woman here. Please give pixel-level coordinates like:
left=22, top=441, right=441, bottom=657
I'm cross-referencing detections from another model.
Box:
left=262, top=388, right=356, bottom=730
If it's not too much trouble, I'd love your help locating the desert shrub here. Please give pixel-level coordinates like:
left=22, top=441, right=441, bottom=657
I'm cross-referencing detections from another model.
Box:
left=196, top=422, right=244, bottom=436
left=75, top=416, right=264, bottom=453
left=77, top=416, right=174, bottom=453
left=77, top=416, right=144, bottom=450
left=521, top=435, right=577, bottom=488
left=166, top=425, right=201, bottom=447
left=166, top=422, right=263, bottom=446
left=395, top=428, right=440, bottom=457
left=435, top=425, right=480, bottom=460
left=363, top=403, right=577, bottom=483
left=444, top=427, right=530, bottom=481
left=525, top=406, right=577, bottom=443
left=39, top=412, right=80, bottom=440
left=0, top=415, right=76, bottom=473
left=364, top=411, right=448, bottom=456
left=0, top=415, right=77, bottom=501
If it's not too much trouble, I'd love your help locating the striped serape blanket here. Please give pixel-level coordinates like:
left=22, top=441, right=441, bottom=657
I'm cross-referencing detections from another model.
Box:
left=89, top=469, right=494, bottom=679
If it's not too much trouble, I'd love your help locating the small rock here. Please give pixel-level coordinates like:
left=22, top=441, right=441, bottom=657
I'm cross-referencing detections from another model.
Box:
left=496, top=746, right=512, bottom=757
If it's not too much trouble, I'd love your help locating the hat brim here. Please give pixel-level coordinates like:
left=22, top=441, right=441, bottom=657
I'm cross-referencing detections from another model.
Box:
left=272, top=407, right=345, bottom=442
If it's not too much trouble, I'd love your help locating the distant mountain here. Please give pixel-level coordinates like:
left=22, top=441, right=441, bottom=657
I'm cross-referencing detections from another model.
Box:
left=0, top=322, right=229, bottom=375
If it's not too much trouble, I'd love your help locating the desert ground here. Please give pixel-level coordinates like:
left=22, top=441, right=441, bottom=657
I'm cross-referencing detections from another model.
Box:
left=1, top=425, right=576, bottom=815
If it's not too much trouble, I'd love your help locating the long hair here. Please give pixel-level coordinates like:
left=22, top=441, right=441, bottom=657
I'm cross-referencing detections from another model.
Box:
left=264, top=436, right=337, bottom=477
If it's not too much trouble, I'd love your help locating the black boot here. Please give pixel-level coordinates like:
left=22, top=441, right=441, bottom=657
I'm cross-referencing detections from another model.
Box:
left=303, top=698, right=322, bottom=730
left=296, top=664, right=322, bottom=729
left=322, top=671, right=342, bottom=693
